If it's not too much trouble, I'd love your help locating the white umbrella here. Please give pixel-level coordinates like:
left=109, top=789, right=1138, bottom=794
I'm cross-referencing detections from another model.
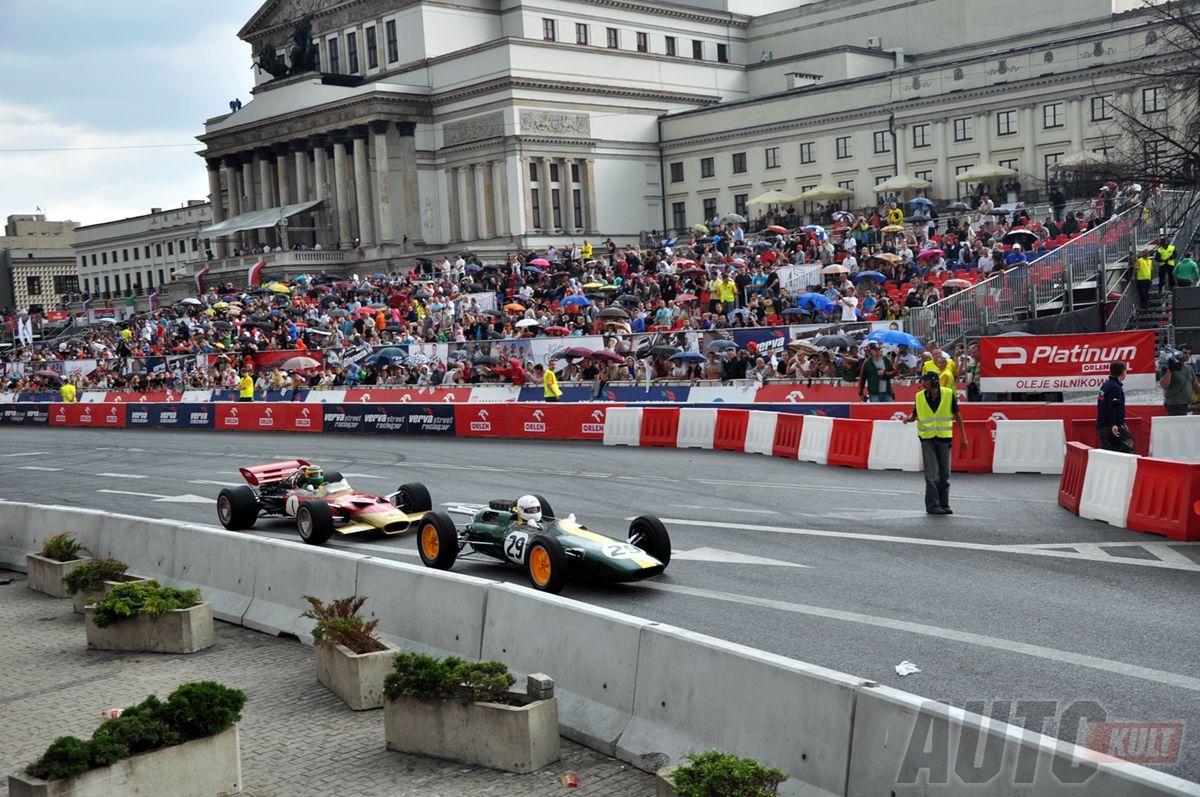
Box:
left=821, top=264, right=850, bottom=275
left=1054, top=151, right=1111, bottom=172
left=720, top=212, right=747, bottom=224
left=179, top=297, right=201, bottom=305
left=747, top=189, right=801, bottom=206
left=874, top=174, right=932, bottom=193
left=797, top=184, right=855, bottom=201
left=955, top=163, right=1019, bottom=182
left=515, top=318, right=540, bottom=328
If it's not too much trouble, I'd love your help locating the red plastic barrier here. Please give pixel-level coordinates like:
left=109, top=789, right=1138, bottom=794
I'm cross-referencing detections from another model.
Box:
left=756, top=384, right=920, bottom=403
left=106, top=391, right=179, bottom=403
left=827, top=418, right=873, bottom=469
left=952, top=420, right=995, bottom=473
left=771, top=413, right=805, bottom=458
left=557, top=404, right=612, bottom=440
left=713, top=409, right=750, bottom=452
left=639, top=407, right=681, bottom=447
left=1058, top=442, right=1091, bottom=514
left=506, top=403, right=558, bottom=440
left=343, top=387, right=470, bottom=403
left=50, top=402, right=126, bottom=428
left=214, top=403, right=320, bottom=432
left=1067, top=417, right=1150, bottom=457
left=1126, top=458, right=1200, bottom=542
left=454, top=404, right=510, bottom=437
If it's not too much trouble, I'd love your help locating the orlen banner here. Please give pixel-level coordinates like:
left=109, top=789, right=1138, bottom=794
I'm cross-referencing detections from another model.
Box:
left=980, top=331, right=1156, bottom=392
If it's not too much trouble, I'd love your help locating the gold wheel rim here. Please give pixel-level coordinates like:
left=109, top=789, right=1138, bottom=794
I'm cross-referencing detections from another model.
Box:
left=421, top=524, right=440, bottom=559
left=529, top=546, right=552, bottom=586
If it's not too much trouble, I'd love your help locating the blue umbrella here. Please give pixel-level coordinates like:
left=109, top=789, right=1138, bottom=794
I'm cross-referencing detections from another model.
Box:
left=560, top=295, right=591, bottom=307
left=804, top=225, right=826, bottom=240
left=907, top=197, right=935, bottom=208
left=794, top=293, right=836, bottom=312
left=522, top=265, right=544, bottom=275
left=668, top=351, right=706, bottom=363
left=781, top=307, right=812, bottom=315
left=707, top=339, right=738, bottom=352
left=465, top=263, right=482, bottom=272
left=865, top=329, right=925, bottom=350
left=852, top=271, right=888, bottom=283
left=752, top=241, right=773, bottom=249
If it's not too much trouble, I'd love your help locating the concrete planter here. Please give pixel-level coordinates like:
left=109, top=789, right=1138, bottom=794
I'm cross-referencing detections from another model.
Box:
left=8, top=724, right=241, bottom=797
left=72, top=575, right=152, bottom=615
left=384, top=676, right=560, bottom=773
left=84, top=602, right=216, bottom=654
left=315, top=640, right=400, bottom=710
left=655, top=766, right=680, bottom=797
left=26, top=553, right=91, bottom=599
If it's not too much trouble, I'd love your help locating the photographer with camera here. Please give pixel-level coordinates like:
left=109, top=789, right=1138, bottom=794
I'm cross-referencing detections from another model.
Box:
left=1158, top=344, right=1199, bottom=416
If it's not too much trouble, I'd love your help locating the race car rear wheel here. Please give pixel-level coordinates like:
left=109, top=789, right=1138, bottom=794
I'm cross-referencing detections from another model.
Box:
left=417, top=511, right=458, bottom=570
left=217, top=486, right=259, bottom=531
left=526, top=535, right=567, bottom=594
left=296, top=499, right=334, bottom=546
left=532, top=494, right=555, bottom=521
left=628, top=515, right=671, bottom=567
left=396, top=482, right=432, bottom=514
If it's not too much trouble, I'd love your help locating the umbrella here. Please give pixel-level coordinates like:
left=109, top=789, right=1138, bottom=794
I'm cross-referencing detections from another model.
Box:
left=35, top=369, right=62, bottom=379
left=678, top=267, right=706, bottom=276
left=530, top=258, right=551, bottom=267
left=907, top=197, right=935, bottom=208
left=797, top=184, right=855, bottom=201
left=560, top=295, right=591, bottom=307
left=554, top=346, right=595, bottom=359
left=473, top=354, right=500, bottom=366
left=597, top=307, right=629, bottom=319
left=267, top=282, right=291, bottom=293
left=707, top=339, right=738, bottom=352
left=368, top=302, right=388, bottom=309
left=915, top=249, right=945, bottom=261
left=648, top=345, right=680, bottom=358
left=280, top=356, right=320, bottom=371
left=504, top=302, right=526, bottom=312
left=781, top=307, right=814, bottom=316
left=457, top=250, right=475, bottom=258
left=865, top=329, right=924, bottom=350
left=832, top=211, right=855, bottom=224
left=752, top=241, right=773, bottom=250
left=212, top=301, right=229, bottom=309
left=328, top=309, right=348, bottom=318
left=720, top=213, right=747, bottom=224
left=945, top=201, right=972, bottom=212
left=873, top=174, right=932, bottom=193
left=692, top=223, right=709, bottom=235
left=955, top=162, right=1019, bottom=182
left=804, top=224, right=827, bottom=239
left=617, top=294, right=640, bottom=304
left=1054, top=151, right=1111, bottom=172
left=820, top=264, right=849, bottom=275
left=869, top=252, right=902, bottom=264
left=669, top=352, right=705, bottom=363
left=812, top=334, right=857, bottom=349
left=852, top=271, right=888, bottom=284
left=1003, top=228, right=1039, bottom=247
left=997, top=330, right=1035, bottom=336
left=943, top=278, right=971, bottom=288
left=582, top=282, right=605, bottom=289
left=405, top=353, right=433, bottom=366
left=370, top=273, right=389, bottom=280
left=881, top=225, right=905, bottom=234
left=543, top=326, right=570, bottom=335
left=592, top=350, right=625, bottom=364
left=515, top=318, right=540, bottom=328
left=179, top=297, right=201, bottom=305
left=522, top=265, right=544, bottom=275
left=674, top=293, right=698, bottom=302
left=212, top=320, right=233, bottom=330
left=794, top=293, right=836, bottom=312
left=746, top=189, right=801, bottom=206
left=766, top=224, right=788, bottom=234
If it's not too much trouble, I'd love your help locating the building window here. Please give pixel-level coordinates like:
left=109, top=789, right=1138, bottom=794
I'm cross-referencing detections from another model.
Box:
left=799, top=142, right=814, bottom=164
left=835, top=136, right=852, bottom=159
left=665, top=36, right=676, bottom=56
left=156, top=243, right=162, bottom=257
left=158, top=269, right=165, bottom=287
left=734, top=193, right=748, bottom=218
left=542, top=19, right=557, bottom=42
left=875, top=175, right=891, bottom=186
left=912, top=124, right=931, bottom=148
left=571, top=163, right=580, bottom=182
left=672, top=202, right=687, bottom=231
left=873, top=131, right=890, bottom=154
left=1144, top=139, right=1168, bottom=166
left=90, top=254, right=97, bottom=266
left=702, top=197, right=717, bottom=221
left=1143, top=86, right=1166, bottom=113
left=953, top=117, right=973, bottom=141
left=575, top=23, right=589, bottom=45
left=954, top=164, right=974, bottom=198
left=606, top=27, right=618, bottom=49
left=103, top=276, right=110, bottom=295
left=636, top=32, right=648, bottom=52
left=573, top=189, right=583, bottom=229
left=144, top=246, right=150, bottom=259
left=669, top=162, right=684, bottom=182
left=328, top=35, right=340, bottom=73
left=717, top=43, right=728, bottom=63
left=692, top=40, right=703, bottom=60
left=550, top=163, right=560, bottom=183
left=1043, top=152, right=1063, bottom=179
left=700, top=157, right=715, bottom=178
left=101, top=252, right=107, bottom=265
left=365, top=26, right=378, bottom=69
left=531, top=188, right=542, bottom=228
left=1043, top=102, right=1063, bottom=128
left=765, top=147, right=781, bottom=169
left=386, top=20, right=398, bottom=63
left=347, top=31, right=359, bottom=73
left=996, top=110, right=1017, bottom=136
left=837, top=179, right=855, bottom=194
left=914, top=169, right=933, bottom=186
left=122, top=249, right=129, bottom=262
left=998, top=158, right=1019, bottom=173
left=731, top=152, right=747, bottom=173
left=552, top=189, right=562, bottom=229
left=529, top=161, right=539, bottom=182
left=1091, top=95, right=1112, bottom=121
left=26, top=276, right=41, bottom=296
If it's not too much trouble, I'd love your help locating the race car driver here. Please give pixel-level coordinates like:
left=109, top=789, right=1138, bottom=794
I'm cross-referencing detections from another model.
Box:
left=296, top=465, right=327, bottom=494
left=515, top=494, right=543, bottom=530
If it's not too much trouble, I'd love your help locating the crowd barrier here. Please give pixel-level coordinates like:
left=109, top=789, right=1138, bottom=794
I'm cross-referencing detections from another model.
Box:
left=1057, top=445, right=1200, bottom=541
left=1150, top=415, right=1200, bottom=462
left=993, top=420, right=1067, bottom=475
left=3, top=502, right=1194, bottom=796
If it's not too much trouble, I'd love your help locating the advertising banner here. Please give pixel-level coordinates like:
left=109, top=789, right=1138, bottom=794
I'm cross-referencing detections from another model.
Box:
left=403, top=405, right=456, bottom=436
left=0, top=403, right=49, bottom=425
left=49, top=402, right=126, bottom=428
left=214, top=403, right=321, bottom=432
left=320, top=404, right=407, bottom=434
left=124, top=403, right=215, bottom=430
left=454, top=404, right=509, bottom=437
left=979, top=331, right=1156, bottom=392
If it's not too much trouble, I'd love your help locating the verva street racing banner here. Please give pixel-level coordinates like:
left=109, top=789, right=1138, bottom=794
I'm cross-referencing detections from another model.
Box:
left=979, top=331, right=1156, bottom=392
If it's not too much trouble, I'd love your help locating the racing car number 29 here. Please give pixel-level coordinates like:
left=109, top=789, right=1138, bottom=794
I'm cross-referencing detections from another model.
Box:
left=504, top=531, right=531, bottom=564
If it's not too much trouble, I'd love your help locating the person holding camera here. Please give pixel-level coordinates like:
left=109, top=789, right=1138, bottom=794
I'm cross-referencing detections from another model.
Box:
left=1158, top=344, right=1199, bottom=416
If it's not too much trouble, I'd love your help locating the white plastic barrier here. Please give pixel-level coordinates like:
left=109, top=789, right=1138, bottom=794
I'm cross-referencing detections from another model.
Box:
left=867, top=420, right=923, bottom=471
left=675, top=407, right=718, bottom=450
left=992, top=420, right=1066, bottom=474
left=602, top=407, right=643, bottom=446
left=744, top=410, right=778, bottom=455
left=305, top=389, right=346, bottom=403
left=1078, top=449, right=1140, bottom=528
left=358, top=557, right=490, bottom=660
left=797, top=414, right=834, bottom=465
left=618, top=623, right=864, bottom=793
left=243, top=538, right=363, bottom=640
left=481, top=583, right=650, bottom=756
left=1149, top=415, right=1200, bottom=462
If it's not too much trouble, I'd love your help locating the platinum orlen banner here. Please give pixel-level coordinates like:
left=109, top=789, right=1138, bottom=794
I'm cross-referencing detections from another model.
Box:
left=979, top=331, right=1156, bottom=392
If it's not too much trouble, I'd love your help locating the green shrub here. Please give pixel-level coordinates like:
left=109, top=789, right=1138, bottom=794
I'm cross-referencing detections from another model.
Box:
left=25, top=682, right=245, bottom=781
left=301, top=595, right=383, bottom=654
left=672, top=751, right=788, bottom=797
left=90, top=581, right=201, bottom=628
left=62, top=558, right=129, bottom=595
left=40, top=532, right=88, bottom=562
left=384, top=652, right=515, bottom=703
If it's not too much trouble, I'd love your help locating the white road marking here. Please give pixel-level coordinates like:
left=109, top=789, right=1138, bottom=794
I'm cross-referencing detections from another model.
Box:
left=671, top=547, right=808, bottom=568
left=97, top=489, right=210, bottom=504
left=825, top=509, right=992, bottom=521
left=669, top=503, right=779, bottom=515
left=1148, top=545, right=1200, bottom=567
left=98, top=472, right=145, bottom=479
left=2, top=451, right=47, bottom=457
left=638, top=581, right=1200, bottom=693
left=18, top=466, right=61, bottom=472
left=339, top=473, right=387, bottom=480
left=189, top=479, right=243, bottom=488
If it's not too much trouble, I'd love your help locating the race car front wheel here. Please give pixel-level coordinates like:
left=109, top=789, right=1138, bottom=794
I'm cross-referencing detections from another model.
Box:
left=526, top=535, right=567, bottom=594
left=396, top=482, right=432, bottom=514
left=417, top=511, right=458, bottom=570
left=296, top=499, right=334, bottom=546
left=217, top=487, right=259, bottom=531
left=628, top=516, right=671, bottom=567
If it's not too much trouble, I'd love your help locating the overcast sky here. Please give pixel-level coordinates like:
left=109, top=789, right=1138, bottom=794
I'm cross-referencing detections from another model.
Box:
left=0, top=0, right=264, bottom=226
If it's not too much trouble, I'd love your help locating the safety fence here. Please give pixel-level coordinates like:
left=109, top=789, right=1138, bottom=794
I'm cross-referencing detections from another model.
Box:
left=1107, top=192, right=1200, bottom=334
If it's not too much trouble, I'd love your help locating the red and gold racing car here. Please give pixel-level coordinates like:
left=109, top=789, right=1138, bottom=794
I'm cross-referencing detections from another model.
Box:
left=215, top=459, right=432, bottom=545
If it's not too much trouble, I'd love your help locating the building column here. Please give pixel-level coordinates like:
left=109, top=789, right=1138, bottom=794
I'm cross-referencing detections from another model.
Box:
left=538, top=158, right=554, bottom=231
left=1021, top=106, right=1036, bottom=184
left=1068, top=98, right=1084, bottom=154
left=274, top=144, right=291, bottom=207
left=934, top=120, right=950, bottom=199
left=206, top=158, right=227, bottom=258
left=351, top=126, right=374, bottom=246
left=395, top=123, right=421, bottom=246
left=311, top=135, right=330, bottom=249
left=222, top=155, right=243, bottom=255
left=561, top=158, right=577, bottom=233
left=481, top=160, right=496, bottom=240
left=459, top=167, right=474, bottom=241
left=492, top=159, right=509, bottom=237
left=522, top=157, right=536, bottom=232
left=583, top=158, right=598, bottom=234
left=370, top=121, right=394, bottom=244
left=473, top=163, right=489, bottom=239
left=331, top=133, right=354, bottom=248
left=976, top=112, right=991, bottom=166
left=293, top=143, right=309, bottom=202
left=255, top=149, right=275, bottom=245
left=447, top=167, right=462, bottom=242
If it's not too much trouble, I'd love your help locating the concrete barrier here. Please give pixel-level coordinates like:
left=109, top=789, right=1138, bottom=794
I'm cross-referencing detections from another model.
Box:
left=243, top=538, right=364, bottom=640
left=1149, top=415, right=1200, bottom=462
left=675, top=408, right=717, bottom=450
left=797, top=414, right=834, bottom=465
left=602, top=407, right=643, bottom=447
left=867, top=420, right=923, bottom=471
left=1078, top=450, right=1140, bottom=528
left=0, top=501, right=31, bottom=568
left=993, top=420, right=1066, bottom=474
left=357, top=556, right=490, bottom=660
left=618, top=623, right=863, bottom=793
left=168, top=524, right=254, bottom=623
left=96, top=514, right=176, bottom=582
left=743, top=410, right=778, bottom=455
left=481, top=583, right=649, bottom=756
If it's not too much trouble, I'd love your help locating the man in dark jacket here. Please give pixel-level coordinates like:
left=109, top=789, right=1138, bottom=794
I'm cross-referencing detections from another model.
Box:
left=1096, top=361, right=1130, bottom=451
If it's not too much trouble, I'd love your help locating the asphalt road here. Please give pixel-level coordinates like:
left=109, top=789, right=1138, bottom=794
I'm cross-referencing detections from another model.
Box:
left=3, top=428, right=1199, bottom=784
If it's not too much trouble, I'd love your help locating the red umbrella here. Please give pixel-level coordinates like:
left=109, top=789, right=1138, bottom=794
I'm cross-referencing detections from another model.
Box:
left=530, top=258, right=551, bottom=267
left=766, top=224, right=788, bottom=234
left=543, top=326, right=570, bottom=335
left=673, top=258, right=696, bottom=266
left=554, top=346, right=595, bottom=359
left=678, top=267, right=706, bottom=276
left=916, top=249, right=945, bottom=261
left=592, top=349, right=624, bottom=364
left=675, top=294, right=698, bottom=302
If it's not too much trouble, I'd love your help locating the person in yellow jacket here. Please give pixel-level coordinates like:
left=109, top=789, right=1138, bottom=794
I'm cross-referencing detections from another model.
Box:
left=238, top=370, right=255, bottom=402
left=580, top=240, right=593, bottom=261
left=921, top=350, right=956, bottom=388
left=1156, top=239, right=1177, bottom=293
left=1135, top=250, right=1153, bottom=307
left=903, top=372, right=967, bottom=515
left=535, top=364, right=562, bottom=401
left=59, top=381, right=77, bottom=403
left=717, top=273, right=737, bottom=316
left=885, top=202, right=904, bottom=227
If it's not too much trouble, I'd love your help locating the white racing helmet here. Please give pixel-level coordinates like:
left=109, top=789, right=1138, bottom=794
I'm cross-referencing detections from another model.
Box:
left=516, top=495, right=542, bottom=525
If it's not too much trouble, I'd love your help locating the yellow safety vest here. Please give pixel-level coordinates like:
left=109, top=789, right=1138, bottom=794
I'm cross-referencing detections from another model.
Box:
left=915, top=387, right=955, bottom=439
left=543, top=369, right=562, bottom=398
left=238, top=375, right=254, bottom=399
left=60, top=383, right=76, bottom=403
left=1136, top=257, right=1153, bottom=281
left=1157, top=245, right=1176, bottom=267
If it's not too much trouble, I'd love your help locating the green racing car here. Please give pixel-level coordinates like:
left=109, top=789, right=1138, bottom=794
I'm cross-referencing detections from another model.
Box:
left=415, top=494, right=671, bottom=594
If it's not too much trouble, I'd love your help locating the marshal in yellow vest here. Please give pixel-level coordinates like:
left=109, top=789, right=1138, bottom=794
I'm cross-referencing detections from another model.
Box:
left=915, top=387, right=955, bottom=439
